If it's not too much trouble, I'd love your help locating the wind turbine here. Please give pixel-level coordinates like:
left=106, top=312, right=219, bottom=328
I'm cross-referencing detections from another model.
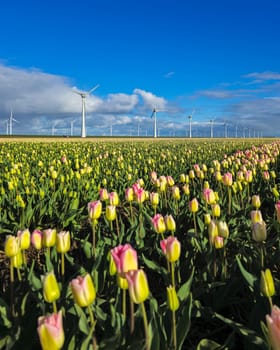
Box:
left=187, top=109, right=195, bottom=138
left=8, top=109, right=19, bottom=136
left=150, top=107, right=165, bottom=138
left=70, top=120, right=76, bottom=136
left=209, top=119, right=214, bottom=138
left=73, top=84, right=99, bottom=138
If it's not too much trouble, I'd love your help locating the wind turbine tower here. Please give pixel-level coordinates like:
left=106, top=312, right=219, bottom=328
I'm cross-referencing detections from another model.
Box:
left=188, top=109, right=195, bottom=138
left=70, top=120, right=76, bottom=136
left=210, top=119, right=213, bottom=138
left=8, top=110, right=19, bottom=136
left=151, top=108, right=164, bottom=138
left=73, top=84, right=99, bottom=138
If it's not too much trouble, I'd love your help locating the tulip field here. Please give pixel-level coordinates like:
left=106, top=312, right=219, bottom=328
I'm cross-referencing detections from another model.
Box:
left=1, top=137, right=280, bottom=350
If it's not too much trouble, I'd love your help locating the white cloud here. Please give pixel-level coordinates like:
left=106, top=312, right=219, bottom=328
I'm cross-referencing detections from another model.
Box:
left=133, top=88, right=167, bottom=110
left=243, top=71, right=280, bottom=81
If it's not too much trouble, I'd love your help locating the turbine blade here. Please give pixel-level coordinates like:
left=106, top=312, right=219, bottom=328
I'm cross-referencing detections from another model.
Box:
left=88, top=84, right=100, bottom=94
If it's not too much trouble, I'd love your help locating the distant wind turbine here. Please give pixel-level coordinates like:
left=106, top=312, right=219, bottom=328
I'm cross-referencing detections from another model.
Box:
left=8, top=109, right=19, bottom=136
left=150, top=107, right=165, bottom=138
left=73, top=84, right=99, bottom=138
left=70, top=120, right=76, bottom=136
left=188, top=109, right=195, bottom=138
left=209, top=119, right=214, bottom=138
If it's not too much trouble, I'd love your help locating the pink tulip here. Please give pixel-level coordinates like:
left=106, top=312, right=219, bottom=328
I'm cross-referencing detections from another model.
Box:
left=111, top=244, right=138, bottom=276
left=151, top=213, right=166, bottom=234
left=99, top=188, right=109, bottom=201
left=275, top=201, right=280, bottom=223
left=31, top=229, right=43, bottom=250
left=37, top=310, right=64, bottom=350
left=266, top=305, right=280, bottom=350
left=125, top=269, right=149, bottom=304
left=160, top=236, right=181, bottom=262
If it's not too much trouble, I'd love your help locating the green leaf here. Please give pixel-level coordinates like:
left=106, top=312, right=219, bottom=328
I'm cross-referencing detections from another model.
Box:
left=177, top=268, right=195, bottom=302
left=236, top=255, right=257, bottom=289
left=196, top=339, right=223, bottom=350
left=141, top=253, right=166, bottom=275
left=177, top=293, right=193, bottom=350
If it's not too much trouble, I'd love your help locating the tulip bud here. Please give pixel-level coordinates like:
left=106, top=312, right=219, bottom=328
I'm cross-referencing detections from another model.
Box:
left=43, top=229, right=57, bottom=248
left=134, top=188, right=146, bottom=203
left=266, top=305, right=280, bottom=350
left=117, top=275, right=128, bottom=290
left=160, top=236, right=181, bottom=262
left=179, top=174, right=186, bottom=183
left=99, top=188, right=109, bottom=201
left=211, top=203, right=221, bottom=218
left=111, top=243, right=138, bottom=275
left=56, top=231, right=71, bottom=254
left=167, top=285, right=180, bottom=311
left=151, top=214, right=166, bottom=234
left=106, top=205, right=117, bottom=221
left=182, top=184, right=190, bottom=195
left=172, top=186, right=180, bottom=200
left=222, top=172, right=233, bottom=186
left=42, top=272, right=60, bottom=303
left=214, top=236, right=224, bottom=249
left=150, top=171, right=157, bottom=182
left=164, top=215, right=176, bottom=232
left=5, top=235, right=19, bottom=258
left=208, top=220, right=218, bottom=246
left=272, top=187, right=280, bottom=199
left=125, top=187, right=134, bottom=202
left=17, top=229, right=30, bottom=250
left=166, top=176, right=175, bottom=187
left=217, top=221, right=229, bottom=239
left=251, top=210, right=263, bottom=224
left=203, top=188, right=216, bottom=205
left=70, top=273, right=96, bottom=307
left=88, top=200, right=102, bottom=221
left=252, top=221, right=267, bottom=242
left=125, top=269, right=149, bottom=304
left=252, top=195, right=261, bottom=209
left=109, top=192, right=119, bottom=206
left=37, top=311, right=64, bottom=350
left=11, top=250, right=23, bottom=268
left=189, top=198, right=199, bottom=213
left=204, top=213, right=211, bottom=225
left=215, top=171, right=222, bottom=182
left=260, top=269, right=275, bottom=297
left=31, top=229, right=43, bottom=250
left=108, top=253, right=117, bottom=276
left=150, top=192, right=159, bottom=207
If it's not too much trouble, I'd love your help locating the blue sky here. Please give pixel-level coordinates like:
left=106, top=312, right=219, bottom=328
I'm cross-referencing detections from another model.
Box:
left=0, top=0, right=280, bottom=137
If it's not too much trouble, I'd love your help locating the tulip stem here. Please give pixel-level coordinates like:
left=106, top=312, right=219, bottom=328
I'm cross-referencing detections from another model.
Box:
left=130, top=298, right=135, bottom=334
left=228, top=187, right=232, bottom=216
left=52, top=301, right=57, bottom=313
left=171, top=310, right=177, bottom=350
left=141, top=302, right=150, bottom=350
left=92, top=224, right=96, bottom=256
left=122, top=288, right=126, bottom=319
left=61, top=252, right=65, bottom=278
left=87, top=305, right=95, bottom=328
left=10, top=260, right=15, bottom=317
left=17, top=267, right=22, bottom=281
left=193, top=212, right=197, bottom=236
left=171, top=262, right=175, bottom=287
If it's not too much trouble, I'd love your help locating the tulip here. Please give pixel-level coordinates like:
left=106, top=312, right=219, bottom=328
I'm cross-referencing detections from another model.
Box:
left=266, top=305, right=280, bottom=350
left=167, top=285, right=180, bottom=311
left=172, top=186, right=180, bottom=200
left=17, top=229, right=30, bottom=250
left=217, top=221, right=229, bottom=239
left=222, top=172, right=233, bottom=186
left=42, top=228, right=57, bottom=248
left=252, top=221, right=267, bottom=242
left=204, top=213, right=211, bottom=225
left=273, top=187, right=280, bottom=199
left=179, top=173, right=186, bottom=183
left=160, top=236, right=181, bottom=263
left=106, top=205, right=116, bottom=221
left=150, top=192, right=159, bottom=207
left=37, top=311, right=64, bottom=350
left=88, top=200, right=102, bottom=221
left=42, top=272, right=60, bottom=305
left=109, top=191, right=119, bottom=206
left=99, top=188, right=109, bottom=201
left=182, top=184, right=190, bottom=195
left=211, top=203, right=221, bottom=218
left=31, top=229, right=43, bottom=250
left=261, top=269, right=275, bottom=298
left=11, top=250, right=23, bottom=269
left=165, top=214, right=176, bottom=232
left=5, top=235, right=19, bottom=258
left=166, top=176, right=175, bottom=187
left=151, top=213, right=166, bottom=235
left=251, top=210, right=263, bottom=224
left=208, top=220, right=218, bottom=246
left=189, top=169, right=195, bottom=179
left=252, top=195, right=261, bottom=209
left=203, top=188, right=216, bottom=205
left=214, top=236, right=224, bottom=249
left=111, top=243, right=138, bottom=275
left=134, top=187, right=146, bottom=203
left=150, top=171, right=157, bottom=182
left=70, top=273, right=96, bottom=307
left=125, top=187, right=134, bottom=202
left=125, top=269, right=149, bottom=304
left=56, top=231, right=71, bottom=254
left=117, top=275, right=129, bottom=290
left=189, top=198, right=199, bottom=213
